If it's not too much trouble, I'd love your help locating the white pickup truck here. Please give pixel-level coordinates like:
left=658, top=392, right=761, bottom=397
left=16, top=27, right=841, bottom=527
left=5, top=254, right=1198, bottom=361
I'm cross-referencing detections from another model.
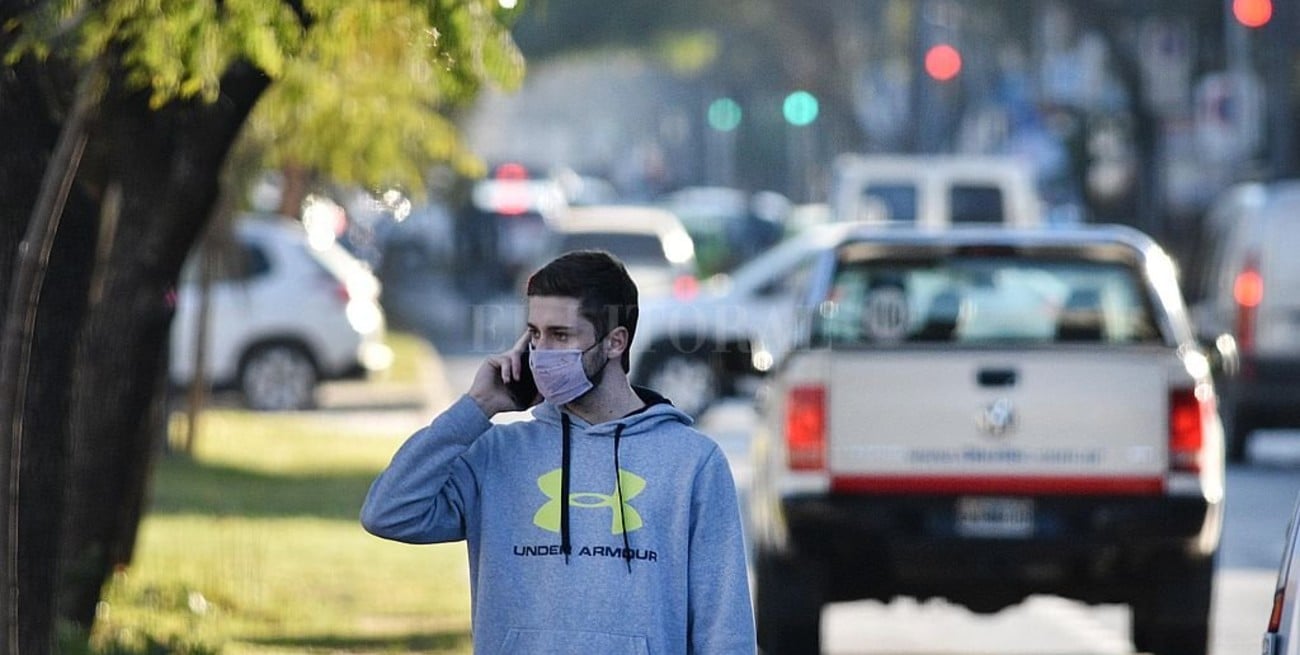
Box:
left=749, top=225, right=1226, bottom=655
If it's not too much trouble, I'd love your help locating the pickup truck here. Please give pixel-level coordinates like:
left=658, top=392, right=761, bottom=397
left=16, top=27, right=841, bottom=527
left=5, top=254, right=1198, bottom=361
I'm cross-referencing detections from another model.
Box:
left=749, top=225, right=1226, bottom=655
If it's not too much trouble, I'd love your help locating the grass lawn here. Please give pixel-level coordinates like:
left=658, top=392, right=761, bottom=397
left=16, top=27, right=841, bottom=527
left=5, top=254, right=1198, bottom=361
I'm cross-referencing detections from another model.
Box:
left=90, top=334, right=474, bottom=654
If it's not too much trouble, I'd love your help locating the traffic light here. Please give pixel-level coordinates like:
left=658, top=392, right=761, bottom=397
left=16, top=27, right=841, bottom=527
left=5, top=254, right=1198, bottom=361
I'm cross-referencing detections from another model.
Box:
left=1233, top=0, right=1273, bottom=28
left=707, top=97, right=742, bottom=132
left=783, top=91, right=819, bottom=126
left=924, top=44, right=962, bottom=82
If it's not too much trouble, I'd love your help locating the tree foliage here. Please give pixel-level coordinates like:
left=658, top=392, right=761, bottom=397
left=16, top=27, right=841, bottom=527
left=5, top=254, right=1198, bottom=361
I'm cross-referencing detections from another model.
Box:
left=9, top=0, right=526, bottom=191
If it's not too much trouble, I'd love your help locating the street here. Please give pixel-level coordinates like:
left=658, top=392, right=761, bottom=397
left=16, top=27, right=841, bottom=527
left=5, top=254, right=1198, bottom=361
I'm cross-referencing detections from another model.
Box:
left=407, top=352, right=1300, bottom=655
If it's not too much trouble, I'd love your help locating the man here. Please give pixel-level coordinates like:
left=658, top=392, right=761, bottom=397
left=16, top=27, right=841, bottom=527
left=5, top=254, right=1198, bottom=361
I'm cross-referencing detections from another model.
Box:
left=361, top=250, right=756, bottom=654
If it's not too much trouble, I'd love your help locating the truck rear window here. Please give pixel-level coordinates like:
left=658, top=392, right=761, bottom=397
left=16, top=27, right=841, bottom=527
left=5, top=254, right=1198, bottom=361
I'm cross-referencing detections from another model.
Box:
left=815, top=256, right=1161, bottom=345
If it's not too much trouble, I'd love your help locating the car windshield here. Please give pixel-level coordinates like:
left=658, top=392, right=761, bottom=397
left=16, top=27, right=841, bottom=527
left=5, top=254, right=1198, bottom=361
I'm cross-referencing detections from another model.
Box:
left=815, top=254, right=1161, bottom=346
left=557, top=232, right=670, bottom=267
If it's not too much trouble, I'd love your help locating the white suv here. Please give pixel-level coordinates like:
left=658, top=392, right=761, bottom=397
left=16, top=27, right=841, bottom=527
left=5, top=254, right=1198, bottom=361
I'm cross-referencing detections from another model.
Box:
left=169, top=214, right=391, bottom=410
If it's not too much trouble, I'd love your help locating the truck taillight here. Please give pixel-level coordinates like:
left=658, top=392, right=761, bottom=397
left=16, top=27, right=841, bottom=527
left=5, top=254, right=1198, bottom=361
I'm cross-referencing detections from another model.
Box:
left=1169, top=387, right=1213, bottom=473
left=1233, top=255, right=1262, bottom=357
left=786, top=385, right=826, bottom=471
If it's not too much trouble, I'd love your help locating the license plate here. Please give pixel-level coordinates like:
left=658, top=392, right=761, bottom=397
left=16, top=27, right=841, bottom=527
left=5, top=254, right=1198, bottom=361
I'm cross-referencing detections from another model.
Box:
left=956, top=497, right=1035, bottom=538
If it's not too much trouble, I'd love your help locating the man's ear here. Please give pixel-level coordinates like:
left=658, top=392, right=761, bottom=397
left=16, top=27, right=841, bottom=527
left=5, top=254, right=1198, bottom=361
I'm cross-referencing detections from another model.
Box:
left=605, top=326, right=630, bottom=360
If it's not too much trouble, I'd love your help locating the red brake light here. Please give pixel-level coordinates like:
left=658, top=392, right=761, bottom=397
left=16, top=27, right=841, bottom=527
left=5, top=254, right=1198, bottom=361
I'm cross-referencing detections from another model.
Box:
left=1233, top=255, right=1261, bottom=358
left=1234, top=268, right=1263, bottom=308
left=494, top=162, right=528, bottom=181
left=672, top=275, right=699, bottom=301
left=490, top=162, right=532, bottom=216
left=786, top=385, right=826, bottom=471
left=1169, top=387, right=1211, bottom=473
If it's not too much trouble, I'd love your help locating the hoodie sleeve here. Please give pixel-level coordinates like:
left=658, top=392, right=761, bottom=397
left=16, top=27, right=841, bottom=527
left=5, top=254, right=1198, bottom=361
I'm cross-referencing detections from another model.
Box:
left=688, top=446, right=758, bottom=653
left=360, top=394, right=492, bottom=544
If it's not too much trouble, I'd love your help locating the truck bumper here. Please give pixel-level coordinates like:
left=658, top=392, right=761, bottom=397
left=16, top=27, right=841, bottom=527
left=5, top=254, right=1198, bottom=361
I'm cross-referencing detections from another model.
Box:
left=777, top=493, right=1217, bottom=607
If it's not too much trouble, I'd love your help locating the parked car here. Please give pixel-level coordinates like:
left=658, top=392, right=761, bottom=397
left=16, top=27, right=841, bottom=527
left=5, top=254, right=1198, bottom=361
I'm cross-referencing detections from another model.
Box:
left=466, top=162, right=568, bottom=292
left=749, top=224, right=1226, bottom=655
left=1265, top=492, right=1300, bottom=655
left=535, top=204, right=698, bottom=300
left=170, top=214, right=392, bottom=411
left=1191, top=180, right=1300, bottom=461
left=628, top=225, right=845, bottom=417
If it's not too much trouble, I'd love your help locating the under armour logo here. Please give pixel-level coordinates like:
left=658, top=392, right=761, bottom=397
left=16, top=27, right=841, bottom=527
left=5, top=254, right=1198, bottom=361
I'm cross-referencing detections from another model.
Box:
left=533, top=468, right=646, bottom=535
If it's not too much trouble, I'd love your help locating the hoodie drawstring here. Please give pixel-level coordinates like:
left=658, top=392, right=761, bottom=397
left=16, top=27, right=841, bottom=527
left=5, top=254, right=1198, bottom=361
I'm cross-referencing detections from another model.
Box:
left=560, top=413, right=572, bottom=563
left=613, top=423, right=631, bottom=574
left=559, top=414, right=634, bottom=573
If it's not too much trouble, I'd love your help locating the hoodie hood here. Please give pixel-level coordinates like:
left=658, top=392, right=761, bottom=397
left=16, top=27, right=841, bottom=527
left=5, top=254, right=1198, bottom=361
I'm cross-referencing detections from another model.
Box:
left=529, top=386, right=692, bottom=436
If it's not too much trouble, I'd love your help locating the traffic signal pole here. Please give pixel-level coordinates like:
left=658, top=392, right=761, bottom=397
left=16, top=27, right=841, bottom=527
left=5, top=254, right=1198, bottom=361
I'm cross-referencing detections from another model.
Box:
left=1264, top=1, right=1296, bottom=176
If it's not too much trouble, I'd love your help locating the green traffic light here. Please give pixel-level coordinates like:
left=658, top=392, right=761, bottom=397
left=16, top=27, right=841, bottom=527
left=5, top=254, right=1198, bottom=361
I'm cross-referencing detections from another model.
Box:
left=783, top=91, right=819, bottom=126
left=707, top=97, right=742, bottom=132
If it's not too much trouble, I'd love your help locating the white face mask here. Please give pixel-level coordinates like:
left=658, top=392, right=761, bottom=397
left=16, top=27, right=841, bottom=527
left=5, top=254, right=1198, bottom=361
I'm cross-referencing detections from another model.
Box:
left=529, top=339, right=606, bottom=406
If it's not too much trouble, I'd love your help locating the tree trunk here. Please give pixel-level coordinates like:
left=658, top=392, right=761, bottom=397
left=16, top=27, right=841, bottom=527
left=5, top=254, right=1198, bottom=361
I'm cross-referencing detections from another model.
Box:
left=56, top=62, right=270, bottom=630
left=1, top=37, right=271, bottom=654
left=0, top=55, right=105, bottom=654
left=277, top=163, right=312, bottom=220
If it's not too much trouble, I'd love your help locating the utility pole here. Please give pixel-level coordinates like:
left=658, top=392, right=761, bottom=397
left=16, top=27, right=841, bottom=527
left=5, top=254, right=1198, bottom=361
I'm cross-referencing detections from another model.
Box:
left=1264, top=0, right=1296, bottom=176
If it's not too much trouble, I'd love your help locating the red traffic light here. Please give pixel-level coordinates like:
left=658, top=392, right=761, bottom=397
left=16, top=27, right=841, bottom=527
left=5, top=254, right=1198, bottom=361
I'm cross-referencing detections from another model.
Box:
left=925, top=44, right=962, bottom=82
left=1233, top=0, right=1273, bottom=28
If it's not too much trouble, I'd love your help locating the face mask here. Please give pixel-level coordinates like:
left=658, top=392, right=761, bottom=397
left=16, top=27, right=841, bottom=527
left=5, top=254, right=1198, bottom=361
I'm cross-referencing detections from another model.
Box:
left=529, top=338, right=606, bottom=406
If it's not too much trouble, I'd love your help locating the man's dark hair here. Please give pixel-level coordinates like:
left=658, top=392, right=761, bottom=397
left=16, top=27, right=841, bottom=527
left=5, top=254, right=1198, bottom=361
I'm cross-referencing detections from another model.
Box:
left=527, top=250, right=639, bottom=371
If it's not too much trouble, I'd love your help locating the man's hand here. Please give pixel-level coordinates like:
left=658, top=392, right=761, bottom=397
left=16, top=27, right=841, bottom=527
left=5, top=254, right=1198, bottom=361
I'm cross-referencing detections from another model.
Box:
left=468, top=331, right=531, bottom=417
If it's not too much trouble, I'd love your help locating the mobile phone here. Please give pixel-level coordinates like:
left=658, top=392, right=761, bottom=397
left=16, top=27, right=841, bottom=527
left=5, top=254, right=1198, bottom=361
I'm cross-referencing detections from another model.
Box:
left=505, top=349, right=539, bottom=408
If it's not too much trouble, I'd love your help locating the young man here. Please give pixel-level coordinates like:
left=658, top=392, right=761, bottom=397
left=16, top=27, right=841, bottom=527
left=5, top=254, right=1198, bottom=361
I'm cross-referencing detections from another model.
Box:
left=361, top=250, right=756, bottom=654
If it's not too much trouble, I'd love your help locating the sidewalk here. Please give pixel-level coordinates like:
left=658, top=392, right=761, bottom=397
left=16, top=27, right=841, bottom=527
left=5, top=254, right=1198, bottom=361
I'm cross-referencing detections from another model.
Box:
left=313, top=337, right=459, bottom=436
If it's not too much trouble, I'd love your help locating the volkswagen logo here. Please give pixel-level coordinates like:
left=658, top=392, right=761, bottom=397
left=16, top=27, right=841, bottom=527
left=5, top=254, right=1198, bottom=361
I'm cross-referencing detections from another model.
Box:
left=977, top=398, right=1017, bottom=437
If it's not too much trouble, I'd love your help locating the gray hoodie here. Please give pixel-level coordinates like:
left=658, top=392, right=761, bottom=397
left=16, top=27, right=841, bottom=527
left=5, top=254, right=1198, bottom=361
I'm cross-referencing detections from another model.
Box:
left=361, top=388, right=756, bottom=654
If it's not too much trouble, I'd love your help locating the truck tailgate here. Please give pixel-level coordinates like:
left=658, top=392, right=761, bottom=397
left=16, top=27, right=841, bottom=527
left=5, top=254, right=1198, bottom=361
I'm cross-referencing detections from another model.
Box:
left=824, top=349, right=1169, bottom=490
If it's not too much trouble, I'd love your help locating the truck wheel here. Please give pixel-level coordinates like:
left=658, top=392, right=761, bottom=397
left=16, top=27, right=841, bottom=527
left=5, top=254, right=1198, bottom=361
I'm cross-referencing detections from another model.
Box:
left=755, top=550, right=823, bottom=655
left=1130, top=555, right=1213, bottom=655
left=1218, top=386, right=1254, bottom=463
left=1224, top=407, right=1253, bottom=463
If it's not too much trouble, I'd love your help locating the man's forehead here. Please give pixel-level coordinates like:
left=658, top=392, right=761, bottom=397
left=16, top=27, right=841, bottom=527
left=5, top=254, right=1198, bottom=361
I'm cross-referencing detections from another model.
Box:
left=526, top=296, right=591, bottom=330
